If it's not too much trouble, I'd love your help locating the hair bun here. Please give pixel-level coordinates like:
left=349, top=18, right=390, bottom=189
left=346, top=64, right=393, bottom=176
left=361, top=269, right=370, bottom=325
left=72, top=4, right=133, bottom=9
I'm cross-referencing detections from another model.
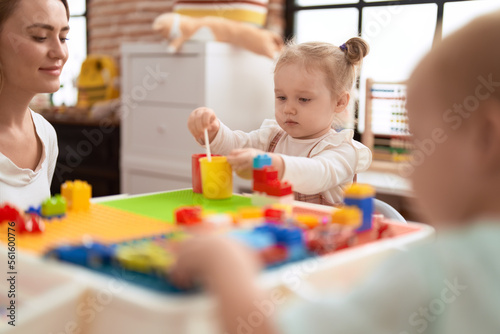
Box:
left=343, top=37, right=370, bottom=66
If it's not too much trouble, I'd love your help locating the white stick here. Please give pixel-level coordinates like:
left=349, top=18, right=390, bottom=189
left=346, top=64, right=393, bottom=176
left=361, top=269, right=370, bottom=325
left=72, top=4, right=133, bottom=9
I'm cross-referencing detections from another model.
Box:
left=204, top=128, right=212, bottom=162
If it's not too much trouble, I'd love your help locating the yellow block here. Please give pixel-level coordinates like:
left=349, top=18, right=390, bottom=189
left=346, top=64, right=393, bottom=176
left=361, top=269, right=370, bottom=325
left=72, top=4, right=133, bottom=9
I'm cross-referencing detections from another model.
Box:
left=344, top=183, right=376, bottom=198
left=61, top=180, right=92, bottom=211
left=331, top=206, right=362, bottom=228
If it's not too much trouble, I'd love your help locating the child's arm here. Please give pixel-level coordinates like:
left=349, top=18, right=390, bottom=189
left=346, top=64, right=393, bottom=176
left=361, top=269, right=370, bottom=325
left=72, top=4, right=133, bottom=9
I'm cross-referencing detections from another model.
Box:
left=170, top=236, right=277, bottom=334
left=187, top=107, right=221, bottom=145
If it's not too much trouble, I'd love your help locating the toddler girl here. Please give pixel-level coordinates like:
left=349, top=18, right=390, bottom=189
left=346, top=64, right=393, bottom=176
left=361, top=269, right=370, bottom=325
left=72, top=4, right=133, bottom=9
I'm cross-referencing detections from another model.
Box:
left=188, top=38, right=372, bottom=206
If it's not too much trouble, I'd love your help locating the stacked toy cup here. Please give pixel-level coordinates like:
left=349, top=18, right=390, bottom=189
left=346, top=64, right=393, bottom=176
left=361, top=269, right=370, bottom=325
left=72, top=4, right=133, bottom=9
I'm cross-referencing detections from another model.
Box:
left=197, top=156, right=233, bottom=199
left=192, top=153, right=220, bottom=194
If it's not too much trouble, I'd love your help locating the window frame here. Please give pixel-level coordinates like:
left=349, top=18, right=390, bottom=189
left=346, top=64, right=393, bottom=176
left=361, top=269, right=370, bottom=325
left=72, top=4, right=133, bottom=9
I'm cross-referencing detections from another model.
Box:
left=286, top=0, right=477, bottom=52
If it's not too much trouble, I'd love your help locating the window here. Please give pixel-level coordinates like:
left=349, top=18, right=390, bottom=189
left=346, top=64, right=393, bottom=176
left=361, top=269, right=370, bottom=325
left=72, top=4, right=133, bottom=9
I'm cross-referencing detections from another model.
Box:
left=52, top=0, right=87, bottom=106
left=287, top=0, right=500, bottom=134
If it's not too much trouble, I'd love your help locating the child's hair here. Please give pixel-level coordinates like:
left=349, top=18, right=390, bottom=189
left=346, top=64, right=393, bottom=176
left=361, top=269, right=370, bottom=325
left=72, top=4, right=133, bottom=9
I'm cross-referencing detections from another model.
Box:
left=0, top=0, right=70, bottom=92
left=275, top=37, right=369, bottom=128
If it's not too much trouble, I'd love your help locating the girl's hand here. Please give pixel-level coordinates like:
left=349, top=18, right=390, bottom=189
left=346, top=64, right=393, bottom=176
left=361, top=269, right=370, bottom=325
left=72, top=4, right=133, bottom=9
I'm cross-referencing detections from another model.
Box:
left=228, top=149, right=285, bottom=180
left=227, top=148, right=266, bottom=179
left=187, top=107, right=220, bottom=145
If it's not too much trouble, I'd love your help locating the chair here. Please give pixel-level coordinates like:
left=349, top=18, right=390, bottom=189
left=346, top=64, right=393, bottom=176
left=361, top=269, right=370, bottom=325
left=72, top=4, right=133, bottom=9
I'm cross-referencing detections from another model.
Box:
left=373, top=198, right=406, bottom=224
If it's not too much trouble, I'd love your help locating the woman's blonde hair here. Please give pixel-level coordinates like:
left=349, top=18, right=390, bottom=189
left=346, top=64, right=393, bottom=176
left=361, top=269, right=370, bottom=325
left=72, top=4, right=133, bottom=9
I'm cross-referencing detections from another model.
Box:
left=0, top=0, right=69, bottom=92
left=275, top=37, right=369, bottom=127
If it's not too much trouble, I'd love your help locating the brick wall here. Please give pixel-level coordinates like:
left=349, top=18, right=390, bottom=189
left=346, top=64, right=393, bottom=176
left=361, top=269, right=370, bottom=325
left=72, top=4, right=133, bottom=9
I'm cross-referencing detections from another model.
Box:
left=88, top=0, right=286, bottom=60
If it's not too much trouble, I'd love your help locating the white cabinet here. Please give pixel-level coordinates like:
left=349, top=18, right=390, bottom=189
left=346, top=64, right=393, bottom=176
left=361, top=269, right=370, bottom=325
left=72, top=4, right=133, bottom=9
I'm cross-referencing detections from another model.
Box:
left=120, top=41, right=275, bottom=194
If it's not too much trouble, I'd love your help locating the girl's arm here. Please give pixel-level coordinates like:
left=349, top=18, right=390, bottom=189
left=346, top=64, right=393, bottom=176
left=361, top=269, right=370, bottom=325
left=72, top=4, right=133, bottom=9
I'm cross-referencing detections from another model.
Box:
left=279, top=144, right=358, bottom=194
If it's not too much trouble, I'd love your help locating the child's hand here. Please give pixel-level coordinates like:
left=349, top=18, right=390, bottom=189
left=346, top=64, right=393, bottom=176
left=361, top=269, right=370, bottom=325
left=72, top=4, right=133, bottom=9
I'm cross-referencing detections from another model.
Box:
left=170, top=235, right=261, bottom=289
left=228, top=149, right=285, bottom=180
left=187, top=107, right=220, bottom=145
left=227, top=148, right=266, bottom=179
left=170, top=236, right=275, bottom=334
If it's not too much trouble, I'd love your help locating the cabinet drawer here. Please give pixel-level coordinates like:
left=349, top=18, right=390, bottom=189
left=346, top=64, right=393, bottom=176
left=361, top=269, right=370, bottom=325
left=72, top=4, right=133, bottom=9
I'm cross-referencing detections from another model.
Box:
left=123, top=105, right=202, bottom=160
left=129, top=55, right=204, bottom=105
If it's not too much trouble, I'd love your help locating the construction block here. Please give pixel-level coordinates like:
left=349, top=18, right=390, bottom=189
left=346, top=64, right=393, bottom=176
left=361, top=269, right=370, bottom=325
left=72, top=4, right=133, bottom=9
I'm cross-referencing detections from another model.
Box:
left=253, top=166, right=279, bottom=186
left=61, top=180, right=92, bottom=211
left=174, top=206, right=203, bottom=225
left=253, top=154, right=272, bottom=169
left=344, top=184, right=375, bottom=232
left=41, top=195, right=67, bottom=218
left=295, top=214, right=321, bottom=229
left=263, top=207, right=286, bottom=223
left=18, top=215, right=45, bottom=234
left=25, top=205, right=41, bottom=216
left=331, top=206, right=362, bottom=228
left=266, top=180, right=293, bottom=197
left=237, top=207, right=263, bottom=221
left=0, top=204, right=22, bottom=224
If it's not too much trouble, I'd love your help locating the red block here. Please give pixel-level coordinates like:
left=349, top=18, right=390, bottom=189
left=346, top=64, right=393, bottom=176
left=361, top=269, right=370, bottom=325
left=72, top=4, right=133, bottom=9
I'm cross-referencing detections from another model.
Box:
left=263, top=207, right=286, bottom=222
left=253, top=167, right=278, bottom=184
left=266, top=181, right=293, bottom=197
left=0, top=204, right=21, bottom=224
left=175, top=206, right=203, bottom=225
left=259, top=245, right=288, bottom=265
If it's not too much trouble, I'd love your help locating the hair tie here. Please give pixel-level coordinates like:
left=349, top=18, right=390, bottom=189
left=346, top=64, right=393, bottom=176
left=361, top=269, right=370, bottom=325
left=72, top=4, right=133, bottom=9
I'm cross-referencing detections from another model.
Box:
left=340, top=43, right=348, bottom=52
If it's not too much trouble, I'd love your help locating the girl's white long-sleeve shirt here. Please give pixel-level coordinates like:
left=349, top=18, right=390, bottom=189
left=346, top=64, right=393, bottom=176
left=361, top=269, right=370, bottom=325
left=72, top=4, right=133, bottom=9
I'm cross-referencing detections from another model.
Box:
left=210, top=119, right=372, bottom=204
left=0, top=110, right=58, bottom=210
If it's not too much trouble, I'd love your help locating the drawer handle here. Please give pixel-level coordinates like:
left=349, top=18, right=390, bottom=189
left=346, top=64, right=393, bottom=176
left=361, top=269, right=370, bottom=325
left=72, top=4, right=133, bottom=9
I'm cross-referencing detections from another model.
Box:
left=157, top=125, right=167, bottom=134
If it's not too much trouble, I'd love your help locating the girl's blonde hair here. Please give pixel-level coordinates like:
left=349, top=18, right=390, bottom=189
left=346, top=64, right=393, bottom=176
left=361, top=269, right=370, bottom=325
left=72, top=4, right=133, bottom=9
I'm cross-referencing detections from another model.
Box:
left=275, top=37, right=369, bottom=128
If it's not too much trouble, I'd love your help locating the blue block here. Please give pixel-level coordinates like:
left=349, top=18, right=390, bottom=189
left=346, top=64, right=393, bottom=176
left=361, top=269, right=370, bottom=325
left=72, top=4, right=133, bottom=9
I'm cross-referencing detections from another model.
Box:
left=275, top=226, right=303, bottom=246
left=344, top=197, right=374, bottom=232
left=228, top=230, right=275, bottom=250
left=253, top=154, right=272, bottom=169
left=287, top=244, right=308, bottom=261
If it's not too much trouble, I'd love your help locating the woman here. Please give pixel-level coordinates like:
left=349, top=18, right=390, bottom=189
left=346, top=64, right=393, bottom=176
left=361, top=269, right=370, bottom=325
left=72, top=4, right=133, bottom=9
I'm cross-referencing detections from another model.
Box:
left=0, top=0, right=69, bottom=209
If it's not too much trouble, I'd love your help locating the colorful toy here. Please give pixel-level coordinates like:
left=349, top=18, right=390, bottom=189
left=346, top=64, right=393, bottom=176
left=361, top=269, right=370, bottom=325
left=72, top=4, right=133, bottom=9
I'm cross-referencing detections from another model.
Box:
left=41, top=195, right=67, bottom=219
left=0, top=204, right=21, bottom=224
left=331, top=206, right=362, bottom=228
left=175, top=206, right=203, bottom=225
left=343, top=184, right=375, bottom=232
left=192, top=153, right=221, bottom=194
left=1, top=203, right=45, bottom=234
left=236, top=207, right=263, bottom=221
left=294, top=214, right=321, bottom=229
left=252, top=154, right=294, bottom=206
left=259, top=245, right=288, bottom=265
left=115, top=242, right=175, bottom=277
left=254, top=223, right=308, bottom=261
left=199, top=156, right=233, bottom=199
left=25, top=205, right=41, bottom=216
left=263, top=207, right=287, bottom=223
left=306, top=223, right=358, bottom=255
left=46, top=241, right=115, bottom=268
left=0, top=186, right=411, bottom=294
left=18, top=214, right=45, bottom=234
left=61, top=180, right=92, bottom=211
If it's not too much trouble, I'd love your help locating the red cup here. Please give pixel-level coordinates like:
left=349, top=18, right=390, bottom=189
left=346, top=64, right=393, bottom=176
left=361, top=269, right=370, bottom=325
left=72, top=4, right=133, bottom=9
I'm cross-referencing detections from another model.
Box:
left=192, top=153, right=220, bottom=193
